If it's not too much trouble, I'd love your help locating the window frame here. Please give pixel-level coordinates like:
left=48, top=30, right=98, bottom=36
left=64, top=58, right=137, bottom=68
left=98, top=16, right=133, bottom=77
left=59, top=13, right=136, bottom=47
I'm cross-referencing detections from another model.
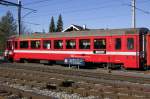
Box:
left=115, top=38, right=121, bottom=50
left=30, top=40, right=41, bottom=49
left=66, top=39, right=76, bottom=49
left=43, top=40, right=51, bottom=49
left=7, top=41, right=11, bottom=49
left=93, top=38, right=106, bottom=49
left=127, top=38, right=134, bottom=50
left=20, top=41, right=29, bottom=49
left=14, top=41, right=18, bottom=49
left=54, top=40, right=63, bottom=49
left=79, top=39, right=91, bottom=49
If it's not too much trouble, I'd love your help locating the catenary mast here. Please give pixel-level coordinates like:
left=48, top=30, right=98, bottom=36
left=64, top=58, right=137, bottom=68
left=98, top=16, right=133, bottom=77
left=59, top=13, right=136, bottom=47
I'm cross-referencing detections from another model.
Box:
left=132, top=0, right=136, bottom=28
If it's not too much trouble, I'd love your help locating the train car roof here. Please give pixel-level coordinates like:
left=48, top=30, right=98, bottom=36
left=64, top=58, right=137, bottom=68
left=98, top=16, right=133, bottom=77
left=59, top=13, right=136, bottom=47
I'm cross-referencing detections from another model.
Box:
left=10, top=28, right=149, bottom=40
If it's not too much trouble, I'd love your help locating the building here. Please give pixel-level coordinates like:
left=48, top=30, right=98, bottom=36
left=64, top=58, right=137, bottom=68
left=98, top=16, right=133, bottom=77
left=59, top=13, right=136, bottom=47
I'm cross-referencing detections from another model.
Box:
left=62, top=24, right=88, bottom=32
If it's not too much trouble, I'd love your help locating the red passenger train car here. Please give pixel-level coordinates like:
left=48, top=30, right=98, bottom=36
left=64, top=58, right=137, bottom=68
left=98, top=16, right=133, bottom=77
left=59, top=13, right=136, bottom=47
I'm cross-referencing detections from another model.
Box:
left=4, top=28, right=150, bottom=69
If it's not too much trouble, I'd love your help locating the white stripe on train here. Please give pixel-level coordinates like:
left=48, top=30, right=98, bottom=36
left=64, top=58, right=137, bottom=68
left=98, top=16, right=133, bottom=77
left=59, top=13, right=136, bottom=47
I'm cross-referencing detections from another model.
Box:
left=13, top=50, right=139, bottom=56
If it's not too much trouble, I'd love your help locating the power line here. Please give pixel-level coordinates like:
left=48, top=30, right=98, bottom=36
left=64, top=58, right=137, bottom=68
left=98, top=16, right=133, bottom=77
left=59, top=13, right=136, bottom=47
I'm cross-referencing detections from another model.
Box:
left=22, top=11, right=36, bottom=18
left=0, top=0, right=38, bottom=34
left=21, top=21, right=40, bottom=25
left=0, top=0, right=36, bottom=11
left=22, top=6, right=37, bottom=12
left=14, top=19, right=40, bottom=25
left=21, top=6, right=37, bottom=19
left=24, top=3, right=130, bottom=26
left=0, top=0, right=22, bottom=35
left=62, top=4, right=122, bottom=14
left=117, top=0, right=150, bottom=15
left=27, top=2, right=124, bottom=18
left=0, top=0, right=19, bottom=6
left=33, top=0, right=110, bottom=9
left=30, top=0, right=150, bottom=19
left=123, top=3, right=150, bottom=14
left=23, top=0, right=123, bottom=19
left=24, top=0, right=52, bottom=5
left=138, top=0, right=150, bottom=3
left=67, top=13, right=130, bottom=23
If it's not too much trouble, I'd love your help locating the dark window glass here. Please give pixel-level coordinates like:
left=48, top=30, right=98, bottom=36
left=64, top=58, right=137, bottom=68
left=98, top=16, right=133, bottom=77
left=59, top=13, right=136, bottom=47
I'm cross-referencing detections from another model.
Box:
left=7, top=41, right=11, bottom=49
left=43, top=40, right=51, bottom=49
left=115, top=38, right=121, bottom=50
left=15, top=41, right=18, bottom=49
left=66, top=40, right=76, bottom=49
left=127, top=38, right=134, bottom=50
left=20, top=41, right=28, bottom=48
left=94, top=39, right=106, bottom=49
left=79, top=39, right=90, bottom=49
left=54, top=40, right=63, bottom=49
left=31, top=40, right=41, bottom=49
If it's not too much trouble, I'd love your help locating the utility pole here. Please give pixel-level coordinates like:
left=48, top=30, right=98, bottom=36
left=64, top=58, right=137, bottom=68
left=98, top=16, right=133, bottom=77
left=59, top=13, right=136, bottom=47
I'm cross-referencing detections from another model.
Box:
left=0, top=0, right=36, bottom=35
left=0, top=0, right=21, bottom=35
left=18, top=0, right=22, bottom=35
left=132, top=0, right=136, bottom=28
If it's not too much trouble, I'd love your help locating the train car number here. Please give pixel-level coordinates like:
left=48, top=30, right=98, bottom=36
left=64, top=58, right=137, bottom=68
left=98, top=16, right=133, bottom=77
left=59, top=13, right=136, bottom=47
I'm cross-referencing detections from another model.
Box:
left=64, top=58, right=85, bottom=66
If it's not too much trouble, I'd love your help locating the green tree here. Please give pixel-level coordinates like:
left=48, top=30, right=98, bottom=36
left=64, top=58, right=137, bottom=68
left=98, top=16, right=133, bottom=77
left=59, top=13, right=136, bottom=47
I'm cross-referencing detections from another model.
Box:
left=49, top=16, right=55, bottom=32
left=0, top=11, right=17, bottom=50
left=56, top=14, right=63, bottom=32
left=0, top=11, right=17, bottom=36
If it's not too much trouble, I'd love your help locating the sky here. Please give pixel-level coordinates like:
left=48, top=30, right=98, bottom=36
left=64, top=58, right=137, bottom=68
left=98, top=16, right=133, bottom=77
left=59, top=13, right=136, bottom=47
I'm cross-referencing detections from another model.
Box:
left=0, top=0, right=150, bottom=33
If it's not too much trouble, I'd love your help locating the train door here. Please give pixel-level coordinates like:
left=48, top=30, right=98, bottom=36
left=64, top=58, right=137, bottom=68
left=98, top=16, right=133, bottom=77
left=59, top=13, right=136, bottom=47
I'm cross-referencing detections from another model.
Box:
left=7, top=41, right=15, bottom=50
left=107, top=36, right=123, bottom=69
left=125, top=35, right=139, bottom=68
left=5, top=40, right=14, bottom=61
left=7, top=41, right=12, bottom=50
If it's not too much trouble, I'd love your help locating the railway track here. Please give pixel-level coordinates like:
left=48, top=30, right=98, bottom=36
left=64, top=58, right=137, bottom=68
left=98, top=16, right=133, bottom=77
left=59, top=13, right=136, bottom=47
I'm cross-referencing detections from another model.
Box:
left=0, top=68, right=99, bottom=99
left=0, top=84, right=51, bottom=99
left=1, top=63, right=150, bottom=84
left=0, top=63, right=150, bottom=98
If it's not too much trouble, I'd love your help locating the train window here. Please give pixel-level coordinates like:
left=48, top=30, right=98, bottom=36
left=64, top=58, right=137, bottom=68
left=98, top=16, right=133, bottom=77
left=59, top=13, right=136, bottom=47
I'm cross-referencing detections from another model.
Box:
left=94, top=39, right=106, bottom=49
left=115, top=38, right=121, bottom=50
left=66, top=40, right=76, bottom=49
left=127, top=38, right=134, bottom=50
left=7, top=41, right=11, bottom=49
left=54, top=40, right=63, bottom=49
left=79, top=39, right=90, bottom=49
left=20, top=41, right=28, bottom=48
left=43, top=40, right=51, bottom=49
left=15, top=41, right=18, bottom=49
left=31, top=40, right=41, bottom=49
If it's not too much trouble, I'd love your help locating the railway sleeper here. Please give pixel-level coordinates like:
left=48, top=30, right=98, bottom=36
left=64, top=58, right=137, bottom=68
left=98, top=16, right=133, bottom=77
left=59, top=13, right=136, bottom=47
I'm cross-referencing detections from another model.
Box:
left=45, top=83, right=57, bottom=90
left=103, top=92, right=119, bottom=99
left=60, top=80, right=75, bottom=87
left=73, top=88, right=89, bottom=97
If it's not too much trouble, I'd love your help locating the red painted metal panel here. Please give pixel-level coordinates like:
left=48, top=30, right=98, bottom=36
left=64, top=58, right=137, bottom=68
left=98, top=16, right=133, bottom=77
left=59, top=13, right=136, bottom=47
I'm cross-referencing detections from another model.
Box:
left=8, top=34, right=141, bottom=69
left=147, top=35, right=150, bottom=66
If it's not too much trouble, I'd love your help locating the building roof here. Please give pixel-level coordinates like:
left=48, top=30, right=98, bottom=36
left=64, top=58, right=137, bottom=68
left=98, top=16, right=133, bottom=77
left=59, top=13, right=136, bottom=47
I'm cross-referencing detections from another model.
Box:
left=62, top=24, right=88, bottom=32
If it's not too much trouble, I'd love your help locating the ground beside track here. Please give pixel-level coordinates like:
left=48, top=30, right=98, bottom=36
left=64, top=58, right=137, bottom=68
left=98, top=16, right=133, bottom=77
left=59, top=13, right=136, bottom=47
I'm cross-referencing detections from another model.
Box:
left=0, top=63, right=150, bottom=99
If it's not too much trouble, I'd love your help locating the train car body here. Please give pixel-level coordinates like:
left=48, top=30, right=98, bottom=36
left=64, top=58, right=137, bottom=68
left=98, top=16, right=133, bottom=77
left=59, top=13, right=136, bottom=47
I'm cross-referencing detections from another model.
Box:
left=4, top=28, right=150, bottom=69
